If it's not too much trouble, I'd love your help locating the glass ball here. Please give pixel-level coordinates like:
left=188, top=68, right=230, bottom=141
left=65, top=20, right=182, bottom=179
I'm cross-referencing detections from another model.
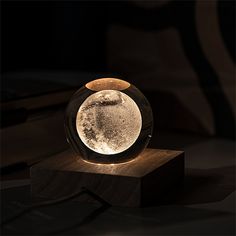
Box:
left=65, top=78, right=153, bottom=164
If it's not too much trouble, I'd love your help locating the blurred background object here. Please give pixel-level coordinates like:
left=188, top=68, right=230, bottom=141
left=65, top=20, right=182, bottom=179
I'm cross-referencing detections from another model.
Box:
left=1, top=1, right=235, bottom=235
left=1, top=0, right=235, bottom=170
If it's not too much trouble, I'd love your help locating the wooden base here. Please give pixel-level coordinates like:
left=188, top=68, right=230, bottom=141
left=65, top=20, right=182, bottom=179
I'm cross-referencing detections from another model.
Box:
left=31, top=149, right=184, bottom=207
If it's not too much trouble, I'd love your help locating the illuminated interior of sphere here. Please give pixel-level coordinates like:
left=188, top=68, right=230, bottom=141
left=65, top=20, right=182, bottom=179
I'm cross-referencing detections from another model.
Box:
left=65, top=77, right=153, bottom=164
left=76, top=90, right=142, bottom=155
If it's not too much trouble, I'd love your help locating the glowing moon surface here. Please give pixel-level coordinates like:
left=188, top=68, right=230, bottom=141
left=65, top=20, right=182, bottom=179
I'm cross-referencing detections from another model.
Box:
left=76, top=90, right=142, bottom=155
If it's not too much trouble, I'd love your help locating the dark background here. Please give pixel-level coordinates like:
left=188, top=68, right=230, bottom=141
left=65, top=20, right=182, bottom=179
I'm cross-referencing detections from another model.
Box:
left=0, top=1, right=236, bottom=235
left=1, top=0, right=235, bottom=138
left=2, top=1, right=235, bottom=72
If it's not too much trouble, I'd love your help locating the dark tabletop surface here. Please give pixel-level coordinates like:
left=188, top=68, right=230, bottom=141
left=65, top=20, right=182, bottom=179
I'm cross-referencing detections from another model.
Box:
left=1, top=123, right=235, bottom=235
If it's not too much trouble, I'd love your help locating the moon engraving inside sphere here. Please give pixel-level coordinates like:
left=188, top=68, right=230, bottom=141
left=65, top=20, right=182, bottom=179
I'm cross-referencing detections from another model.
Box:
left=76, top=90, right=142, bottom=155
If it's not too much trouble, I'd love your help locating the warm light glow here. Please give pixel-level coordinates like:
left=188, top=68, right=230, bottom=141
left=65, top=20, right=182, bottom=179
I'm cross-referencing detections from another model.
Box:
left=86, top=78, right=130, bottom=91
left=76, top=90, right=142, bottom=155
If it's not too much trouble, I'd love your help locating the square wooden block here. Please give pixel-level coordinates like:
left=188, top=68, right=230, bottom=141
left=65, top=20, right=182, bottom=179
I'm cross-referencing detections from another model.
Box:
left=31, top=149, right=184, bottom=207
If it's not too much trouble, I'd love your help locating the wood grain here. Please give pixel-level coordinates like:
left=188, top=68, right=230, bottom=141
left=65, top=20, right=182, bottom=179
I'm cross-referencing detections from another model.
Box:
left=31, top=148, right=184, bottom=207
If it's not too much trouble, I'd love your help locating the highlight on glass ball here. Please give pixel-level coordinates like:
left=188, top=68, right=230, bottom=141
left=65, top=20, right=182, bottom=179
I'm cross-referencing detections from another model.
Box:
left=65, top=78, right=153, bottom=164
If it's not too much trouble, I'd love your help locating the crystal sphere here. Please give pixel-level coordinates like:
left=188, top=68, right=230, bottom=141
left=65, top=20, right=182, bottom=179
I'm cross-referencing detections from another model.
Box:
left=65, top=78, right=153, bottom=164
